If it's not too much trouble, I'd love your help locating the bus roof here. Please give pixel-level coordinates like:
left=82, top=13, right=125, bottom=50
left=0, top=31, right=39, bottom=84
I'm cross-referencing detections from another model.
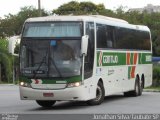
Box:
left=25, top=15, right=150, bottom=32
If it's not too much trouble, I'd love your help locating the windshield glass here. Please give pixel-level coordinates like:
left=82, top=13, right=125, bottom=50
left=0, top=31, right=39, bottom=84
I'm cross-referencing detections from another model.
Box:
left=20, top=39, right=81, bottom=78
left=23, top=22, right=82, bottom=37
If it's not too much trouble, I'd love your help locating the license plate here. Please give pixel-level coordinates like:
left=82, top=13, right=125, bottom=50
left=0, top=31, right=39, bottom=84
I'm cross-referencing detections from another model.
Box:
left=43, top=93, right=54, bottom=97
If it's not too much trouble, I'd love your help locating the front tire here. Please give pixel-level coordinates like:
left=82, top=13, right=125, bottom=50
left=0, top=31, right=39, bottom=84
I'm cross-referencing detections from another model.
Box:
left=87, top=82, right=105, bottom=105
left=36, top=100, right=56, bottom=108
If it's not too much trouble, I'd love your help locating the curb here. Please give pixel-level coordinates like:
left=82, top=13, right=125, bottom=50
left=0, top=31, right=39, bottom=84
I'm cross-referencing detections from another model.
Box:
left=143, top=89, right=160, bottom=92
left=0, top=84, right=16, bottom=86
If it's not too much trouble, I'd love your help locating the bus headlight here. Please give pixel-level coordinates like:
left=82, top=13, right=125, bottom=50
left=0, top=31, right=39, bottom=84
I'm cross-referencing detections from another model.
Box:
left=19, top=82, right=31, bottom=88
left=67, top=82, right=81, bottom=88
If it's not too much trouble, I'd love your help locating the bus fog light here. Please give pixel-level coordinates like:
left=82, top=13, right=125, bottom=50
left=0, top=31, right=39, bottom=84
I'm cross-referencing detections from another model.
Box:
left=67, top=82, right=81, bottom=88
left=75, top=82, right=81, bottom=87
left=20, top=82, right=25, bottom=86
left=20, top=82, right=31, bottom=88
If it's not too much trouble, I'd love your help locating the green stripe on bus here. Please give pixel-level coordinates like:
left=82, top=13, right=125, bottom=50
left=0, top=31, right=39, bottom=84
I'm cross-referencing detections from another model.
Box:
left=105, top=52, right=126, bottom=66
left=97, top=51, right=152, bottom=67
left=138, top=53, right=152, bottom=64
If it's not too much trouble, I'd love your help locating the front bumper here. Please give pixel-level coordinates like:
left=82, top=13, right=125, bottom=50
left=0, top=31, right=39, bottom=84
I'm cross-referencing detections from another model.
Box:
left=19, top=85, right=89, bottom=101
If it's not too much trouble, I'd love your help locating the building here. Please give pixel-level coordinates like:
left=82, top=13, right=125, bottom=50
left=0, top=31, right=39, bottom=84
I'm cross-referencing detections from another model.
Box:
left=129, top=4, right=160, bottom=13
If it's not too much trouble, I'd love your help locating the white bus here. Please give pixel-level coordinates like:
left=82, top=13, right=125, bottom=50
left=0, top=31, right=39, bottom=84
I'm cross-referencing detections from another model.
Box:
left=19, top=15, right=152, bottom=107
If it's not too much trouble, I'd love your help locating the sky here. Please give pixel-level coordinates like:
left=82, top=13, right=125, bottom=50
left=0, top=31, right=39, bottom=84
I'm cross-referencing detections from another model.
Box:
left=0, top=0, right=160, bottom=18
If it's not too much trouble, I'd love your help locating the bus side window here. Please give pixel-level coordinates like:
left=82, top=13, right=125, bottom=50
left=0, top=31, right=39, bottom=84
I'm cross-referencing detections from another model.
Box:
left=96, top=24, right=107, bottom=48
left=85, top=22, right=95, bottom=79
left=96, top=24, right=115, bottom=49
left=106, top=26, right=115, bottom=48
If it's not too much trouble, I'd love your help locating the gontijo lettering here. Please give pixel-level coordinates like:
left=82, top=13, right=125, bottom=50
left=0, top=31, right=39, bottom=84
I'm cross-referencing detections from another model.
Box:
left=103, top=55, right=118, bottom=64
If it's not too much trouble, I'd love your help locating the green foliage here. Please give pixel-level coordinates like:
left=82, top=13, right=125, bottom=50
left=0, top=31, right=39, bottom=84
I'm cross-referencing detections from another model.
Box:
left=53, top=1, right=105, bottom=15
left=14, top=44, right=20, bottom=54
left=0, top=39, right=12, bottom=82
left=153, top=65, right=160, bottom=87
left=0, top=39, right=8, bottom=51
left=0, top=6, right=48, bottom=38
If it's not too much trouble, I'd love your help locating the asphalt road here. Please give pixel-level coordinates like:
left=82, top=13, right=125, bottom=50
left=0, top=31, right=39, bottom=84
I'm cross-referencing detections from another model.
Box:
left=0, top=85, right=160, bottom=114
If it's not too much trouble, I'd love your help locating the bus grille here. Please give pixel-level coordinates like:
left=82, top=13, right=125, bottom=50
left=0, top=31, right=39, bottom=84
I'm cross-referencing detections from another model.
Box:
left=31, top=84, right=67, bottom=89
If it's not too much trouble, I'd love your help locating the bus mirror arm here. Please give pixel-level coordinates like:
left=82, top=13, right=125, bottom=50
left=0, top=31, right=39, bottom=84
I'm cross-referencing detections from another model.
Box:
left=13, top=54, right=19, bottom=57
left=81, top=35, right=89, bottom=56
left=81, top=35, right=88, bottom=84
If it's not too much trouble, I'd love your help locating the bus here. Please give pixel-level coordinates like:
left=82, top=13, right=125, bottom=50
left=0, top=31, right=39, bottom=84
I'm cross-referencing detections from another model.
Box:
left=19, top=15, right=152, bottom=107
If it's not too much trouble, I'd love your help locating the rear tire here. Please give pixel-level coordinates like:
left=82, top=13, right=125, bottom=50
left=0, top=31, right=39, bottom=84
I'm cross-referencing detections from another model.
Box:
left=138, top=79, right=143, bottom=96
left=124, top=77, right=141, bottom=97
left=132, top=79, right=140, bottom=96
left=36, top=100, right=56, bottom=108
left=87, top=82, right=105, bottom=105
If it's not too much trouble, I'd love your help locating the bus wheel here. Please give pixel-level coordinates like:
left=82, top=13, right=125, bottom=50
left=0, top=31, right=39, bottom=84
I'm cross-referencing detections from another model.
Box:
left=36, top=100, right=56, bottom=108
left=124, top=77, right=140, bottom=97
left=87, top=82, right=105, bottom=105
left=133, top=79, right=140, bottom=96
left=138, top=79, right=143, bottom=96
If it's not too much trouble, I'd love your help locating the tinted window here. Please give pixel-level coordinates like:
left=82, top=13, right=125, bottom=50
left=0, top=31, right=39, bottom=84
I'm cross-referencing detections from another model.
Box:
left=106, top=26, right=115, bottom=48
left=85, top=22, right=95, bottom=78
left=136, top=31, right=151, bottom=50
left=96, top=24, right=106, bottom=48
left=96, top=23, right=151, bottom=50
left=23, top=22, right=82, bottom=37
left=96, top=24, right=115, bottom=48
left=115, top=27, right=151, bottom=50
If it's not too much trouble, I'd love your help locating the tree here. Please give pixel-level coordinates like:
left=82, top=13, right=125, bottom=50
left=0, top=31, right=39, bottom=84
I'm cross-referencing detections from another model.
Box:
left=53, top=1, right=106, bottom=15
left=0, top=6, right=48, bottom=38
left=16, top=6, right=48, bottom=35
left=0, top=39, right=12, bottom=82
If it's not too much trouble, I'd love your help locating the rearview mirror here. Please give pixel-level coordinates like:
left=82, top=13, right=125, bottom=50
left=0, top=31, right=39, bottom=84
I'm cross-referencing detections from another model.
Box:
left=81, top=35, right=89, bottom=56
left=8, top=36, right=20, bottom=56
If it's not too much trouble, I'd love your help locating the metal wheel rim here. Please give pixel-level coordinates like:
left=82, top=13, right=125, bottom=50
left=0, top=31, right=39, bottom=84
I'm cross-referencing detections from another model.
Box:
left=95, top=86, right=102, bottom=101
left=135, top=82, right=139, bottom=94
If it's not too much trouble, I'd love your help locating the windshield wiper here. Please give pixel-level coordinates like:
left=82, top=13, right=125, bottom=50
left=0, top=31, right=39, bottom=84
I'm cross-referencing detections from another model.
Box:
left=33, top=50, right=48, bottom=78
left=49, top=57, right=63, bottom=79
left=33, top=49, right=63, bottom=79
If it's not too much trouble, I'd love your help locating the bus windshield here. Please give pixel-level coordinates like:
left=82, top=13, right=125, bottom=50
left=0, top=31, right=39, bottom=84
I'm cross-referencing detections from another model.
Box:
left=20, top=21, right=83, bottom=78
left=20, top=39, right=81, bottom=78
left=23, top=22, right=82, bottom=37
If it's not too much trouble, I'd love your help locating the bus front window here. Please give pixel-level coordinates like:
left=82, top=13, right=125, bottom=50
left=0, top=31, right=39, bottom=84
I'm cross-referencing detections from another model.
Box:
left=49, top=40, right=81, bottom=77
left=20, top=22, right=82, bottom=78
left=20, top=39, right=81, bottom=78
left=23, top=22, right=82, bottom=37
